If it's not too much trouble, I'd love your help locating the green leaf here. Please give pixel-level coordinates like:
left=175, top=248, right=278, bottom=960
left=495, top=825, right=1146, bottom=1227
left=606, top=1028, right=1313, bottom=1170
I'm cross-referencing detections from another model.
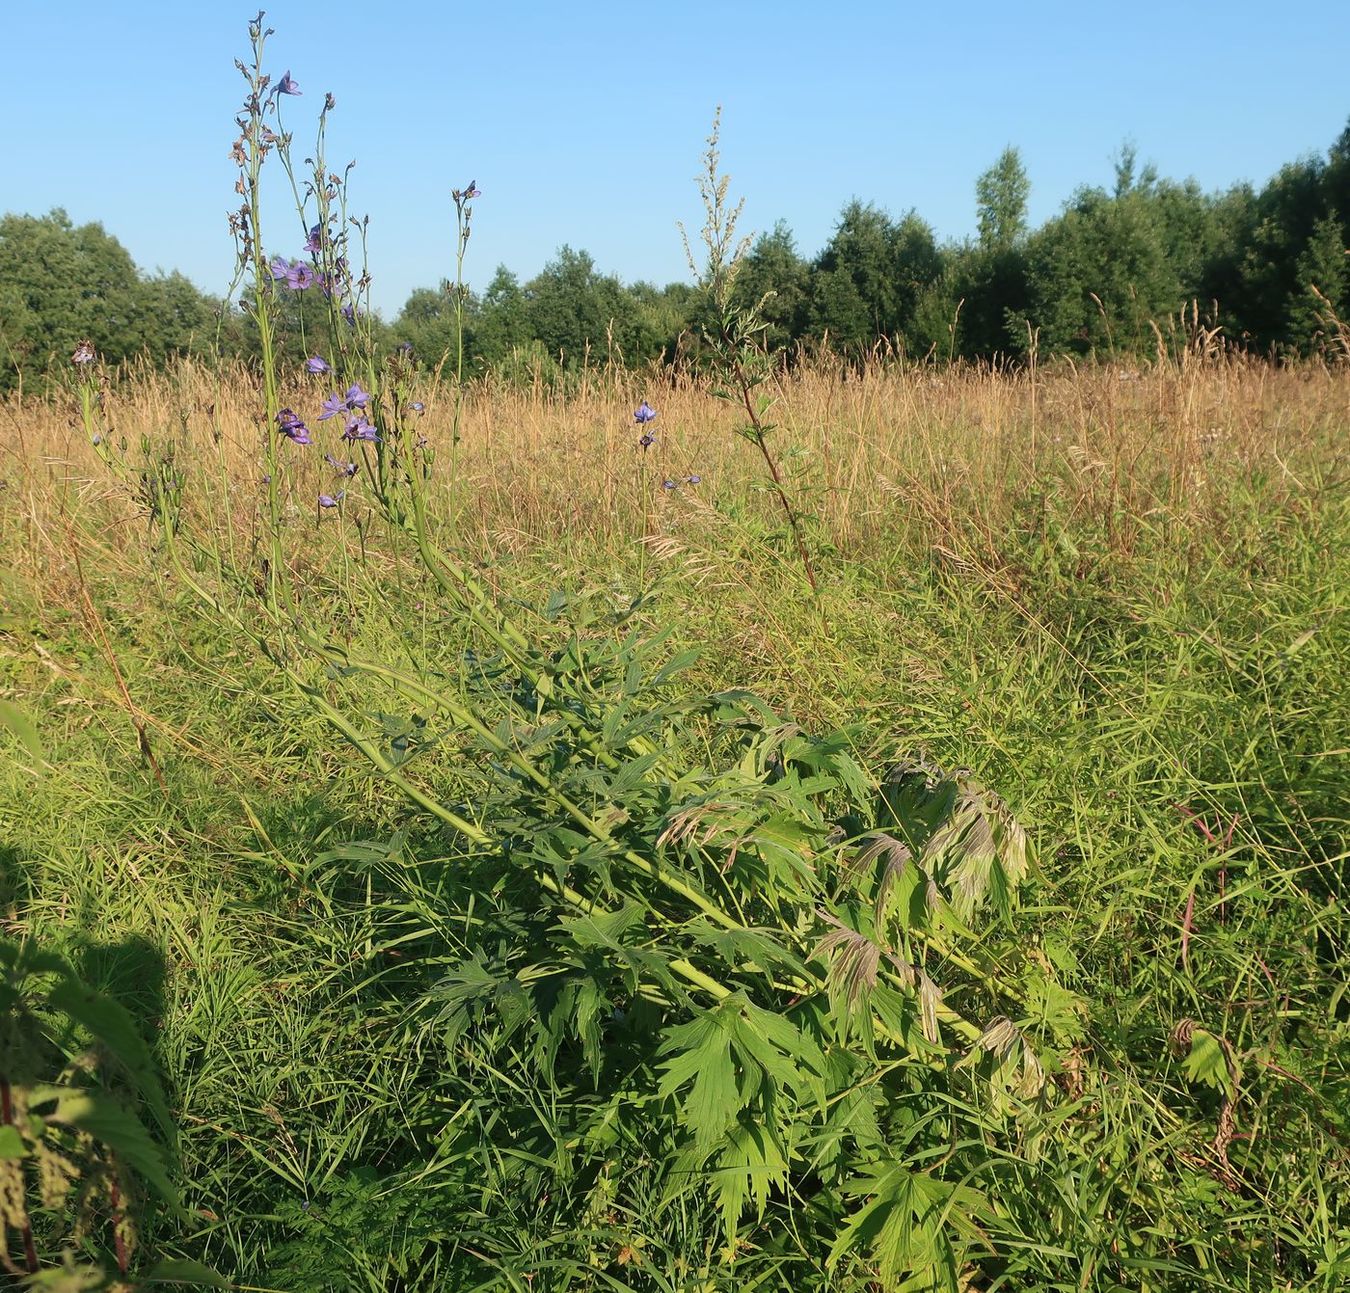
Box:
left=30, top=1084, right=181, bottom=1213
left=659, top=1009, right=739, bottom=1151
left=1181, top=1027, right=1238, bottom=1099
left=141, top=1259, right=230, bottom=1286
left=0, top=697, right=44, bottom=765
left=829, top=1160, right=989, bottom=1286
left=0, top=1124, right=27, bottom=1159
left=46, top=978, right=173, bottom=1139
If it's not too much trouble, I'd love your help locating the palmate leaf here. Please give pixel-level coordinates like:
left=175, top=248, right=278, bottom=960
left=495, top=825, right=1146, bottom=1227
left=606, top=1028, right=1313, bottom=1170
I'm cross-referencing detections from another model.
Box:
left=658, top=1010, right=739, bottom=1151
left=828, top=1159, right=991, bottom=1290
left=704, top=1116, right=791, bottom=1237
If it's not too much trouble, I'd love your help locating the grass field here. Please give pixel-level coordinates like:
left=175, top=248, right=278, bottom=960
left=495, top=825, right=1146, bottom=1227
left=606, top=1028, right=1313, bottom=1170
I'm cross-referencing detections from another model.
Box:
left=1, top=353, right=1347, bottom=1290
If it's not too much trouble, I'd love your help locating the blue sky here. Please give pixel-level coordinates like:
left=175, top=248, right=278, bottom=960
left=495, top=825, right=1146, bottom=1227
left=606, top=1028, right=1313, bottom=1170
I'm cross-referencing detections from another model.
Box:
left=10, top=2, right=1349, bottom=315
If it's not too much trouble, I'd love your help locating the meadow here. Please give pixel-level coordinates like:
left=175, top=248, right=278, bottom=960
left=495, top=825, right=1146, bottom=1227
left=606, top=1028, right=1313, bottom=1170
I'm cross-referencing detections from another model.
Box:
left=1, top=346, right=1347, bottom=1290
left=0, top=16, right=1348, bottom=1290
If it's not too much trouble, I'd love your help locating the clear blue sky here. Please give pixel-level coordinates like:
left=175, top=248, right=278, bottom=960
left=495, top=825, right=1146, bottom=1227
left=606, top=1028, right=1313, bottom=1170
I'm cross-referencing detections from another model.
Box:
left=10, top=2, right=1349, bottom=316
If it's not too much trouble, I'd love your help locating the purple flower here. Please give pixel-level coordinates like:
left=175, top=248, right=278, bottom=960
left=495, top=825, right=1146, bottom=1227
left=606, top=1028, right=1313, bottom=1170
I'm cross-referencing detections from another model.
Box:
left=687, top=474, right=701, bottom=485
left=345, top=382, right=371, bottom=409
left=276, top=408, right=312, bottom=444
left=343, top=418, right=379, bottom=442
left=397, top=341, right=413, bottom=354
left=269, top=255, right=290, bottom=282
left=318, top=391, right=346, bottom=421
left=306, top=355, right=330, bottom=374
left=71, top=340, right=95, bottom=366
left=410, top=401, right=425, bottom=413
left=661, top=478, right=676, bottom=490
left=325, top=453, right=358, bottom=476
left=286, top=262, right=315, bottom=291
left=634, top=401, right=656, bottom=424
left=276, top=70, right=301, bottom=96
left=639, top=433, right=654, bottom=449
left=304, top=224, right=324, bottom=254
left=318, top=490, right=344, bottom=508
left=342, top=303, right=356, bottom=326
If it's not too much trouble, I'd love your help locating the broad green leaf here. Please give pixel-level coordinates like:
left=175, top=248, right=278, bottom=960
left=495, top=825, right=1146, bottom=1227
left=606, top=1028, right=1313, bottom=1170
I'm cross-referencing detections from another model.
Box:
left=30, top=1084, right=180, bottom=1212
left=46, top=978, right=173, bottom=1136
left=0, top=697, right=43, bottom=764
left=141, top=1259, right=230, bottom=1286
left=1182, top=1027, right=1238, bottom=1099
left=0, top=1124, right=26, bottom=1159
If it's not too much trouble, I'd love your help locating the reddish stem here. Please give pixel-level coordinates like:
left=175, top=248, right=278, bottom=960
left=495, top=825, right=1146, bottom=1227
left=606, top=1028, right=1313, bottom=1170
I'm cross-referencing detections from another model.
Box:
left=0, top=1078, right=39, bottom=1274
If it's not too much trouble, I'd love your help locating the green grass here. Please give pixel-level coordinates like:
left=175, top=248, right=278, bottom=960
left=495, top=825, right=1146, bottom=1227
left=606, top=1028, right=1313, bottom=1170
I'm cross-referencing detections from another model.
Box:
left=0, top=386, right=1347, bottom=1290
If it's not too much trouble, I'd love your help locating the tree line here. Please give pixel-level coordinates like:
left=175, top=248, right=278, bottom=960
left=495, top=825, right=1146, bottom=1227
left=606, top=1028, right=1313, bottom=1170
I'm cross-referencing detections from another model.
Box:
left=2, top=121, right=1347, bottom=392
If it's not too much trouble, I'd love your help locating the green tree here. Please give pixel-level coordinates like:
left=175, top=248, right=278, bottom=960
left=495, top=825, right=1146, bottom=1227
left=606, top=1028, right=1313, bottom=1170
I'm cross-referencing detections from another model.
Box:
left=976, top=147, right=1030, bottom=251
left=391, top=281, right=473, bottom=369
left=1289, top=210, right=1348, bottom=349
left=0, top=210, right=146, bottom=386
left=524, top=246, right=648, bottom=368
left=1022, top=184, right=1183, bottom=355
left=732, top=221, right=811, bottom=353
left=810, top=202, right=899, bottom=347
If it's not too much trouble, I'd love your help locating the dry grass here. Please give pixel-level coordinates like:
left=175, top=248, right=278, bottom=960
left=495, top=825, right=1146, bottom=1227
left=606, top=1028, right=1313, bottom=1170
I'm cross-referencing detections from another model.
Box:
left=1, top=352, right=1345, bottom=608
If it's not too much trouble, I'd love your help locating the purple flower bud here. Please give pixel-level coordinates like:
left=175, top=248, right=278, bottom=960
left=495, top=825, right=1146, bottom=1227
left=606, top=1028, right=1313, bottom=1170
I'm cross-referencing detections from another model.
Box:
left=410, top=401, right=425, bottom=413
left=661, top=478, right=676, bottom=490
left=304, top=224, right=324, bottom=254
left=639, top=433, right=654, bottom=449
left=687, top=474, right=701, bottom=485
left=634, top=401, right=656, bottom=424
left=306, top=355, right=330, bottom=374
left=276, top=70, right=301, bottom=96
left=342, top=304, right=357, bottom=326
